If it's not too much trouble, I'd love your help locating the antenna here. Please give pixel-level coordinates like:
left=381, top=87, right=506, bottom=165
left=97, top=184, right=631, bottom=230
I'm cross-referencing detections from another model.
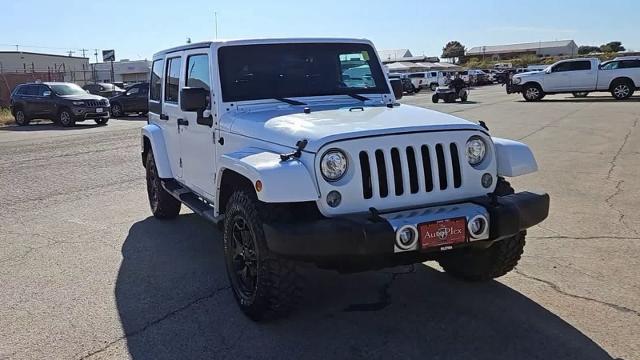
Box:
left=214, top=11, right=218, bottom=39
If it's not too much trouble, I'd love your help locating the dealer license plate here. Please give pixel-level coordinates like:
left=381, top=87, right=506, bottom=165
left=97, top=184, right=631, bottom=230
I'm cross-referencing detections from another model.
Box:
left=96, top=108, right=103, bottom=113
left=419, top=217, right=467, bottom=250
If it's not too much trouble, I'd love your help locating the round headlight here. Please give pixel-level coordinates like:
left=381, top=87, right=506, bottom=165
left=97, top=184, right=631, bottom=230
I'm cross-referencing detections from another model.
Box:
left=466, top=136, right=486, bottom=166
left=320, top=149, right=348, bottom=181
left=512, top=77, right=521, bottom=85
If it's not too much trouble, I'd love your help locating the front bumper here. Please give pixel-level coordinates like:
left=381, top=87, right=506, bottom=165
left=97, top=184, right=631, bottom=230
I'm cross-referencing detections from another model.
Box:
left=263, top=191, right=549, bottom=264
left=506, top=84, right=522, bottom=94
left=72, top=106, right=110, bottom=119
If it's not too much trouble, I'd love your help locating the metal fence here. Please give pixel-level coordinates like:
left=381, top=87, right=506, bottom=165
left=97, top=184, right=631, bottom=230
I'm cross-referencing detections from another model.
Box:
left=0, top=70, right=94, bottom=107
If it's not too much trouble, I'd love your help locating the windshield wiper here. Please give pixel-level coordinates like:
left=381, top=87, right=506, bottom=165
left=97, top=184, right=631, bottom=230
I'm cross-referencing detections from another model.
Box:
left=274, top=97, right=306, bottom=106
left=346, top=94, right=370, bottom=102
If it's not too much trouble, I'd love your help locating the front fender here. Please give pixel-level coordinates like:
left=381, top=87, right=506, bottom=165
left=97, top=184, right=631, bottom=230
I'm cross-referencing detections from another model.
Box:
left=141, top=124, right=173, bottom=179
left=218, top=148, right=319, bottom=203
left=492, top=137, right=538, bottom=177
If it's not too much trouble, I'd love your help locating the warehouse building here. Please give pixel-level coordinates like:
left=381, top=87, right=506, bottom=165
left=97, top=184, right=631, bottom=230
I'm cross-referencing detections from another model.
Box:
left=91, top=59, right=151, bottom=84
left=467, top=40, right=578, bottom=60
left=0, top=51, right=91, bottom=83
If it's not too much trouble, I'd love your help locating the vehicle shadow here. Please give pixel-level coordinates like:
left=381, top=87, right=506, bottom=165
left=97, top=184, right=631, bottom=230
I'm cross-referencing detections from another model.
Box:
left=517, top=95, right=640, bottom=103
left=111, top=114, right=148, bottom=121
left=0, top=121, right=105, bottom=131
left=114, top=215, right=613, bottom=360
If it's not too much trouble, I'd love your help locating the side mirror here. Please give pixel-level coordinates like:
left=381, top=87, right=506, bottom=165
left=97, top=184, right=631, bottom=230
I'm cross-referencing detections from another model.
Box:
left=390, top=78, right=403, bottom=100
left=545, top=68, right=552, bottom=74
left=43, top=91, right=52, bottom=97
left=180, top=87, right=213, bottom=126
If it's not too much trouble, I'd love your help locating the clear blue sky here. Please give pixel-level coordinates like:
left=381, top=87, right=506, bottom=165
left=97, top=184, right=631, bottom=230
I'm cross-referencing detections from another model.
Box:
left=2, top=0, right=639, bottom=61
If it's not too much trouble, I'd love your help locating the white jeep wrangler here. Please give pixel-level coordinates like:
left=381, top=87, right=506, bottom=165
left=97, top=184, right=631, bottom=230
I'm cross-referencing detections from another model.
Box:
left=141, top=38, right=550, bottom=320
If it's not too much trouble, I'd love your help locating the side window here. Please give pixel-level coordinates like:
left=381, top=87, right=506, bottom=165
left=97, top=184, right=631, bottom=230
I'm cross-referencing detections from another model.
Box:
left=164, top=57, right=182, bottom=103
left=126, top=87, right=140, bottom=96
left=601, top=61, right=619, bottom=70
left=552, top=62, right=572, bottom=72
left=34, top=85, right=48, bottom=96
left=620, top=60, right=640, bottom=69
left=186, top=54, right=211, bottom=90
left=150, top=59, right=163, bottom=101
left=25, top=85, right=39, bottom=96
left=573, top=61, right=591, bottom=71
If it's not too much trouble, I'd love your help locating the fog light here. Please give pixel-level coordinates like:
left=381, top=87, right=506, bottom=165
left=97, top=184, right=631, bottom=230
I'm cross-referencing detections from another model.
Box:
left=468, top=215, right=488, bottom=239
left=481, top=173, right=493, bottom=188
left=326, top=191, right=342, bottom=208
left=395, top=225, right=418, bottom=250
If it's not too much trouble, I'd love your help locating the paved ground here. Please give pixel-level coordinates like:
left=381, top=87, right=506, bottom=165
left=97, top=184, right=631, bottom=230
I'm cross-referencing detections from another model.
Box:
left=1, top=86, right=638, bottom=360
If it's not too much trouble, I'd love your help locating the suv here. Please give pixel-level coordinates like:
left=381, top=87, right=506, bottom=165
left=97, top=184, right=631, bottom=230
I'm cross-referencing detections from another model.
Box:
left=109, top=83, right=149, bottom=117
left=141, top=39, right=549, bottom=320
left=10, top=82, right=110, bottom=127
left=83, top=82, right=125, bottom=98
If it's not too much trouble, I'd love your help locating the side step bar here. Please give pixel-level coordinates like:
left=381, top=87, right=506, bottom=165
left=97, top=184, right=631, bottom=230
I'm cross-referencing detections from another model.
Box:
left=162, top=179, right=224, bottom=227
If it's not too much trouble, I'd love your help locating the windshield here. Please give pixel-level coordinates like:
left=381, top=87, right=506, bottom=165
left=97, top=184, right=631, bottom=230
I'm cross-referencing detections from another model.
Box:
left=50, top=83, right=87, bottom=96
left=218, top=43, right=389, bottom=102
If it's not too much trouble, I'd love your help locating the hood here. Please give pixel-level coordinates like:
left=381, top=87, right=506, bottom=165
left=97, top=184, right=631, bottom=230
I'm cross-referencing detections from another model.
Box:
left=222, top=104, right=483, bottom=152
left=514, top=71, right=542, bottom=78
left=59, top=93, right=107, bottom=101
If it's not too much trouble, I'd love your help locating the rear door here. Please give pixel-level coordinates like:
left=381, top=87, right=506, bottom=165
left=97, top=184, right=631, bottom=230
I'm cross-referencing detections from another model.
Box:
left=570, top=60, right=597, bottom=90
left=180, top=50, right=217, bottom=199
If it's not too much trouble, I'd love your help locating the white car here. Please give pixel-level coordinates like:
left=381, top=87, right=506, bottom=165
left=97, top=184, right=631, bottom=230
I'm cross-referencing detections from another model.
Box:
left=407, top=71, right=444, bottom=91
left=141, top=38, right=550, bottom=320
left=510, top=57, right=640, bottom=101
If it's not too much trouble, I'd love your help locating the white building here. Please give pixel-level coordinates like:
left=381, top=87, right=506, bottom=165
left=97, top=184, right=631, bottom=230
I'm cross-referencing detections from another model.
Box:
left=91, top=59, right=151, bottom=84
left=0, top=51, right=91, bottom=84
left=378, top=49, right=413, bottom=63
left=467, top=40, right=579, bottom=60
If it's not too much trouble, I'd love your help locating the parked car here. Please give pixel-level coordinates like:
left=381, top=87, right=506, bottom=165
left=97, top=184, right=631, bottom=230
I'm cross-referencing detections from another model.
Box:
left=141, top=38, right=549, bottom=320
left=10, top=82, right=110, bottom=127
left=407, top=71, right=442, bottom=91
left=83, top=83, right=125, bottom=98
left=109, top=83, right=149, bottom=117
left=388, top=73, right=417, bottom=94
left=510, top=57, right=640, bottom=101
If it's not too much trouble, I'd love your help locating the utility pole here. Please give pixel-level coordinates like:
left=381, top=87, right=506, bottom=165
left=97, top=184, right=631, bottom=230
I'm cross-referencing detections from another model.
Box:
left=14, top=44, right=19, bottom=51
left=80, top=48, right=88, bottom=57
left=94, top=49, right=99, bottom=63
left=68, top=50, right=75, bottom=57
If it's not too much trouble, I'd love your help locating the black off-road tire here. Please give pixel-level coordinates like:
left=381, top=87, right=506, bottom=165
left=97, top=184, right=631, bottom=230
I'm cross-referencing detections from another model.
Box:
left=145, top=151, right=181, bottom=219
left=438, top=232, right=526, bottom=281
left=223, top=190, right=302, bottom=321
left=437, top=178, right=524, bottom=281
left=430, top=83, right=438, bottom=91
left=432, top=94, right=439, bottom=103
left=14, top=108, right=30, bottom=126
left=58, top=109, right=76, bottom=127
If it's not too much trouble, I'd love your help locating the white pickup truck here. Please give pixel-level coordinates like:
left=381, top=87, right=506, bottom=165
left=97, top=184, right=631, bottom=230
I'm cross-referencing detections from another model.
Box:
left=509, top=57, right=640, bottom=101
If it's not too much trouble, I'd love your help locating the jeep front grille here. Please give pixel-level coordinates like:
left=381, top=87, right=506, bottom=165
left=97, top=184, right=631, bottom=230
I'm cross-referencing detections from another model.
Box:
left=358, top=143, right=462, bottom=199
left=85, top=100, right=108, bottom=107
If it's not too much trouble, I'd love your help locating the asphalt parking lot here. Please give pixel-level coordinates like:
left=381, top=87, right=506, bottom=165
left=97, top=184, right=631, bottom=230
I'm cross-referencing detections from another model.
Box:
left=1, top=85, right=638, bottom=360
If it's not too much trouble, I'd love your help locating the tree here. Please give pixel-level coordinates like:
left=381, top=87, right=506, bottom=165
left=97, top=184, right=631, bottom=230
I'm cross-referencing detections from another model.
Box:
left=600, top=41, right=625, bottom=53
left=578, top=45, right=600, bottom=55
left=442, top=41, right=466, bottom=63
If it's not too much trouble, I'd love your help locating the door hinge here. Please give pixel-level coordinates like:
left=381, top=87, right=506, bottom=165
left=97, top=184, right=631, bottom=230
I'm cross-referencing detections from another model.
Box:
left=179, top=158, right=183, bottom=168
left=212, top=132, right=216, bottom=143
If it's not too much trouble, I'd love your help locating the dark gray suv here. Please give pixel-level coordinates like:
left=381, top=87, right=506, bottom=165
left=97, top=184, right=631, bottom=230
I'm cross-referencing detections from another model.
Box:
left=10, top=82, right=110, bottom=127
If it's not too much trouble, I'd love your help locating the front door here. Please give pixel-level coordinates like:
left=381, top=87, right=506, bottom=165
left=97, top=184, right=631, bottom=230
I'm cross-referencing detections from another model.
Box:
left=161, top=54, right=184, bottom=178
left=543, top=62, right=574, bottom=92
left=179, top=50, right=217, bottom=200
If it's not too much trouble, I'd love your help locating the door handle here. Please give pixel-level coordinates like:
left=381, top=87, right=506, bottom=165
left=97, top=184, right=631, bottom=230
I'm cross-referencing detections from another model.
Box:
left=159, top=113, right=169, bottom=120
left=177, top=118, right=189, bottom=126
